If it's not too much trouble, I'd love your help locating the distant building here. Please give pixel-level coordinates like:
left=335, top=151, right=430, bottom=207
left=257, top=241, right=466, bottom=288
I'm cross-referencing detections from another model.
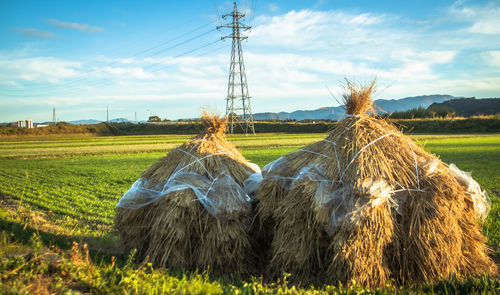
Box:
left=17, top=119, right=33, bottom=128
left=36, top=124, right=49, bottom=128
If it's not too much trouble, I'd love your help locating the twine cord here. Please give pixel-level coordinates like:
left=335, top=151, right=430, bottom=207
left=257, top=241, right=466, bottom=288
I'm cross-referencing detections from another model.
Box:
left=299, top=149, right=332, bottom=159
left=205, top=174, right=222, bottom=196
left=322, top=139, right=342, bottom=182
left=390, top=188, right=426, bottom=193
left=333, top=142, right=341, bottom=181
left=341, top=132, right=397, bottom=181
left=193, top=173, right=223, bottom=210
left=175, top=149, right=229, bottom=180
left=407, top=142, right=420, bottom=190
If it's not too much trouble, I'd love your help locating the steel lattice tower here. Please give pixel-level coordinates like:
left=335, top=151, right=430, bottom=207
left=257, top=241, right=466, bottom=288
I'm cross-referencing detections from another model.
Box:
left=218, top=2, right=255, bottom=135
left=52, top=107, right=56, bottom=125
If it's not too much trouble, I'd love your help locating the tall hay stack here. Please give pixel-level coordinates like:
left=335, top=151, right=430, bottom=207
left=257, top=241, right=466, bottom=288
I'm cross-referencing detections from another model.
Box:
left=115, top=114, right=261, bottom=274
left=255, top=80, right=496, bottom=287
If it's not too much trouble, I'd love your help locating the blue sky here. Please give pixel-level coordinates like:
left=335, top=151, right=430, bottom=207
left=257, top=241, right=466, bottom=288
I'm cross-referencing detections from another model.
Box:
left=1, top=0, right=499, bottom=122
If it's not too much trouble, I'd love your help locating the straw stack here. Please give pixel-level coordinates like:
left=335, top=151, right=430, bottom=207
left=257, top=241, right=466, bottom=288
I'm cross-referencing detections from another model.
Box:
left=255, top=80, right=496, bottom=287
left=115, top=114, right=260, bottom=274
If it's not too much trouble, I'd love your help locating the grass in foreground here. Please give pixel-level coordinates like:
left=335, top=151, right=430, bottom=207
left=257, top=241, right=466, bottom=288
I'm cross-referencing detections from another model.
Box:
left=0, top=133, right=499, bottom=294
left=1, top=232, right=499, bottom=294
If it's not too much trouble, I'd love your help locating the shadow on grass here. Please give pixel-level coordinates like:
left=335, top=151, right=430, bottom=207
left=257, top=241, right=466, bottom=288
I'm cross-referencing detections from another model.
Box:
left=1, top=212, right=499, bottom=294
left=0, top=217, right=127, bottom=265
left=0, top=216, right=248, bottom=285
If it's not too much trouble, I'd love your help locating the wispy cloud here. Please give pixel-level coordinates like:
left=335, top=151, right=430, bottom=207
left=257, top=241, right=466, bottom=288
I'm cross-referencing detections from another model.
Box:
left=314, top=0, right=329, bottom=8
left=2, top=1, right=499, bottom=122
left=249, top=10, right=385, bottom=51
left=248, top=8, right=454, bottom=85
left=0, top=56, right=81, bottom=84
left=449, top=1, right=500, bottom=35
left=267, top=3, right=279, bottom=12
left=48, top=19, right=104, bottom=33
left=14, top=28, right=57, bottom=38
left=483, top=51, right=500, bottom=68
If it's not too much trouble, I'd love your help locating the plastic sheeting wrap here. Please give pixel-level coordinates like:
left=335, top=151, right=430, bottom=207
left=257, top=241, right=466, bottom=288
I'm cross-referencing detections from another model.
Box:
left=262, top=156, right=295, bottom=191
left=421, top=159, right=491, bottom=220
left=243, top=163, right=262, bottom=198
left=268, top=162, right=403, bottom=236
left=264, top=154, right=491, bottom=236
left=117, top=152, right=262, bottom=220
left=308, top=170, right=399, bottom=235
left=449, top=163, right=491, bottom=220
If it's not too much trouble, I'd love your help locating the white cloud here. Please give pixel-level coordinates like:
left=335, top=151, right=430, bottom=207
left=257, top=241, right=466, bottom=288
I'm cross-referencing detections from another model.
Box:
left=469, top=18, right=500, bottom=35
left=384, top=77, right=500, bottom=99
left=349, top=13, right=381, bottom=25
left=0, top=51, right=230, bottom=90
left=380, top=50, right=457, bottom=80
left=315, top=0, right=329, bottom=7
left=2, top=2, right=500, bottom=122
left=48, top=19, right=104, bottom=33
left=98, top=66, right=155, bottom=79
left=482, top=50, right=500, bottom=68
left=267, top=3, right=279, bottom=12
left=243, top=48, right=457, bottom=91
left=0, top=56, right=80, bottom=84
left=449, top=2, right=500, bottom=35
left=391, top=50, right=456, bottom=64
left=249, top=10, right=384, bottom=51
left=14, top=28, right=57, bottom=38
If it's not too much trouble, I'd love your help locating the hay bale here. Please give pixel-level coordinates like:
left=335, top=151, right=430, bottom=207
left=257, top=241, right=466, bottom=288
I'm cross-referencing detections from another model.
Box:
left=255, top=80, right=496, bottom=287
left=115, top=114, right=261, bottom=274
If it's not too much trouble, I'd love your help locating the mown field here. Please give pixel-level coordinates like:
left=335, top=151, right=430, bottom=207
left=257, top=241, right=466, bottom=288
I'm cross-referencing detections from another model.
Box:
left=0, top=133, right=499, bottom=294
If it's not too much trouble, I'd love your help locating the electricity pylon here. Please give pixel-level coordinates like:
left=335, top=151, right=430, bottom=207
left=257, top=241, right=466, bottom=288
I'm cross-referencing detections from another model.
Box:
left=217, top=2, right=255, bottom=135
left=52, top=107, right=56, bottom=125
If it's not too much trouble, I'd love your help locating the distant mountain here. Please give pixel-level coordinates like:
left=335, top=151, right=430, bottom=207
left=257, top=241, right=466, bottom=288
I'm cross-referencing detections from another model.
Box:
left=253, top=94, right=456, bottom=121
left=374, top=95, right=455, bottom=113
left=67, top=118, right=131, bottom=124
left=6, top=95, right=464, bottom=125
left=109, top=118, right=130, bottom=123
left=428, top=97, right=500, bottom=116
left=253, top=107, right=345, bottom=121
left=68, top=119, right=102, bottom=125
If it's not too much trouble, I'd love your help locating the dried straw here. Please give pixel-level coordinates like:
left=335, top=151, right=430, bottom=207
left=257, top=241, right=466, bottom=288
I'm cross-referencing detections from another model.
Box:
left=342, top=78, right=376, bottom=115
left=115, top=113, right=257, bottom=274
left=255, top=80, right=496, bottom=287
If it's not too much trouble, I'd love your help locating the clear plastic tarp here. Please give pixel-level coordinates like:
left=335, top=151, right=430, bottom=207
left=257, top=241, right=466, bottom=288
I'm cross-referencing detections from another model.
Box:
left=262, top=155, right=490, bottom=235
left=449, top=164, right=491, bottom=220
left=117, top=150, right=262, bottom=220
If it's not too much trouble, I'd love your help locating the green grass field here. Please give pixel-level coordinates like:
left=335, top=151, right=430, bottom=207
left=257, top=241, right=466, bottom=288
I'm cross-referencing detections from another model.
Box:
left=0, top=133, right=499, bottom=294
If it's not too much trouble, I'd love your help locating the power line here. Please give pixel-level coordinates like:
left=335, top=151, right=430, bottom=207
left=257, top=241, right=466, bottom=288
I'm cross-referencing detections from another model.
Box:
left=80, top=16, right=210, bottom=62
left=84, top=38, right=225, bottom=92
left=1, top=20, right=218, bottom=93
left=143, top=28, right=217, bottom=60
left=212, top=0, right=221, bottom=22
left=54, top=39, right=225, bottom=96
left=2, top=32, right=219, bottom=97
left=149, top=39, right=226, bottom=74
left=250, top=0, right=258, bottom=27
left=1, top=14, right=229, bottom=98
left=212, top=0, right=225, bottom=40
left=128, top=20, right=218, bottom=59
left=69, top=22, right=218, bottom=89
left=70, top=27, right=218, bottom=89
left=2, top=38, right=227, bottom=98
